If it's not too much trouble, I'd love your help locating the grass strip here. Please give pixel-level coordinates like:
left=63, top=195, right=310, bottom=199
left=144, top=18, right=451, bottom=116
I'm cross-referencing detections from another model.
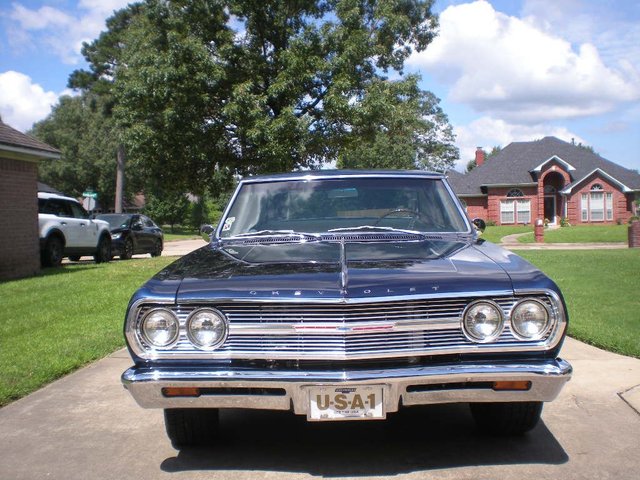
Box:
left=0, top=257, right=173, bottom=407
left=519, top=249, right=640, bottom=358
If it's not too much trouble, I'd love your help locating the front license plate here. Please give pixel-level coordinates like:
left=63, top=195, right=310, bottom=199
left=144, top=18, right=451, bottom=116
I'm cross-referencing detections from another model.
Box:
left=308, top=385, right=384, bottom=421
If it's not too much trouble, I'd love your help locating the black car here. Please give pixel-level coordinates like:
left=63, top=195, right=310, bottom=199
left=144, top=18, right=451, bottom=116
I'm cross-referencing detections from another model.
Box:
left=121, top=171, right=571, bottom=448
left=96, top=214, right=163, bottom=260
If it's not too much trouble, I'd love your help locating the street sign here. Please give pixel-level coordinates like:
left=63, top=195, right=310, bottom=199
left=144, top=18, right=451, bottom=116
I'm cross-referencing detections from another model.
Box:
left=82, top=197, right=96, bottom=211
left=83, top=191, right=98, bottom=199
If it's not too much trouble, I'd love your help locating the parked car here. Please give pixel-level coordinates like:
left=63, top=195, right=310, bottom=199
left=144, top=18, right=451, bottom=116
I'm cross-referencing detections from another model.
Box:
left=38, top=192, right=111, bottom=267
left=96, top=214, right=163, bottom=260
left=121, top=171, right=572, bottom=448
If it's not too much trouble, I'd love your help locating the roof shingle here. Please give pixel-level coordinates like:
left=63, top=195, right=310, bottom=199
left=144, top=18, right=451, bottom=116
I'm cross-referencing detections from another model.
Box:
left=0, top=121, right=60, bottom=156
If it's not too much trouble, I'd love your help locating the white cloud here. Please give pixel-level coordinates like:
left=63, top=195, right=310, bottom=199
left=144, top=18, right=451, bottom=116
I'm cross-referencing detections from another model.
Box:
left=7, top=0, right=131, bottom=65
left=0, top=71, right=64, bottom=131
left=409, top=0, right=640, bottom=123
left=452, top=116, right=584, bottom=170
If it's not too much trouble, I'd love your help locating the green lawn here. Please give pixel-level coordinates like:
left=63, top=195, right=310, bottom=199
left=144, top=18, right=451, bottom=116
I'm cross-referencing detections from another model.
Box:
left=0, top=257, right=174, bottom=407
left=1, top=249, right=638, bottom=407
left=519, top=224, right=628, bottom=243
left=162, top=227, right=201, bottom=242
left=519, top=250, right=640, bottom=357
left=480, top=225, right=533, bottom=243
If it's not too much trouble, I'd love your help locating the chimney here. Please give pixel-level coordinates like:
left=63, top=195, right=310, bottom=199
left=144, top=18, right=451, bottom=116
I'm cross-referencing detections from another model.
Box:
left=475, top=147, right=485, bottom=167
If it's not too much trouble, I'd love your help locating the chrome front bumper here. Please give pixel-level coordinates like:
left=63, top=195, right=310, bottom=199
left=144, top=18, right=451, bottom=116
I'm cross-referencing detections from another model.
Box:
left=122, top=359, right=572, bottom=415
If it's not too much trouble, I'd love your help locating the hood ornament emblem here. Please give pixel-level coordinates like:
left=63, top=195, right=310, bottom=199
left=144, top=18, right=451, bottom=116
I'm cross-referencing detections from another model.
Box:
left=340, top=237, right=348, bottom=294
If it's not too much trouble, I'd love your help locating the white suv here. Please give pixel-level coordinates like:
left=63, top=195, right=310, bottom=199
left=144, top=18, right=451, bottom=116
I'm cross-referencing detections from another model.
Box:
left=38, top=192, right=112, bottom=267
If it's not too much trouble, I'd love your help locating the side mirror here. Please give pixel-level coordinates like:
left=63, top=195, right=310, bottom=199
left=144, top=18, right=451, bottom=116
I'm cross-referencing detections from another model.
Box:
left=132, top=223, right=143, bottom=231
left=472, top=218, right=486, bottom=233
left=200, top=224, right=216, bottom=243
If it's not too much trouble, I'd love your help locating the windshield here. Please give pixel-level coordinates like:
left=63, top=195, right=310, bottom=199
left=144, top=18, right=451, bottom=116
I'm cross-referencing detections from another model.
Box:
left=219, top=177, right=469, bottom=238
left=97, top=214, right=132, bottom=229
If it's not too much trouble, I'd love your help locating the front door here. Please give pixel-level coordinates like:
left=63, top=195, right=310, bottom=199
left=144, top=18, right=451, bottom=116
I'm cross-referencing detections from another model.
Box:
left=544, top=196, right=556, bottom=224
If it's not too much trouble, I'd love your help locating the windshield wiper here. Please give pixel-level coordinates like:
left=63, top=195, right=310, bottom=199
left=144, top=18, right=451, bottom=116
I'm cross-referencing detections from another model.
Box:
left=328, top=225, right=425, bottom=236
left=233, top=230, right=321, bottom=242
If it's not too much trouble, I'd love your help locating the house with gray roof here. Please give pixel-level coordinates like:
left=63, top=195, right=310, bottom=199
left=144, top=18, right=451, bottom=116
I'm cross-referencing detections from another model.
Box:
left=0, top=119, right=60, bottom=280
left=447, top=136, right=640, bottom=226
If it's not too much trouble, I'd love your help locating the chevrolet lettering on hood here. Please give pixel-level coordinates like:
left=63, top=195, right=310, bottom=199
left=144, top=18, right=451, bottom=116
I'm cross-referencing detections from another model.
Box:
left=121, top=170, right=572, bottom=448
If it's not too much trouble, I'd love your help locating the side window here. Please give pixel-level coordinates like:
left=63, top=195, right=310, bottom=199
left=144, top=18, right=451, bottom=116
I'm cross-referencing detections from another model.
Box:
left=44, top=199, right=72, bottom=217
left=132, top=216, right=144, bottom=229
left=143, top=216, right=155, bottom=228
left=68, top=202, right=90, bottom=219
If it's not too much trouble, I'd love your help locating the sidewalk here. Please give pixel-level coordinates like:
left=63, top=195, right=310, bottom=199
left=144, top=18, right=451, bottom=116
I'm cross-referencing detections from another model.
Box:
left=162, top=238, right=207, bottom=256
left=499, top=231, right=627, bottom=250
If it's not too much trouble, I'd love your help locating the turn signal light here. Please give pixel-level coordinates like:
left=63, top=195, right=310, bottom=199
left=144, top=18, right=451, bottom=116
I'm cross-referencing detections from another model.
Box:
left=492, top=381, right=531, bottom=391
left=162, top=387, right=201, bottom=397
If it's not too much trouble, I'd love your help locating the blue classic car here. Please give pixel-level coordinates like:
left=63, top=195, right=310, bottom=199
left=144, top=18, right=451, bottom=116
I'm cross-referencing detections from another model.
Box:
left=121, top=170, right=572, bottom=448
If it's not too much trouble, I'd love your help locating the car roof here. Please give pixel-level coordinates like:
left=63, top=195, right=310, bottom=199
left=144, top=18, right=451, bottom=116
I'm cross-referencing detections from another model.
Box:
left=37, top=192, right=80, bottom=203
left=239, top=169, right=446, bottom=184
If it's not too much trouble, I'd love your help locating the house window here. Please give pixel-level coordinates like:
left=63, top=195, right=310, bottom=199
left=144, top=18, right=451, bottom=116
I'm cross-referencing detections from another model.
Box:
left=590, top=192, right=604, bottom=221
left=500, top=197, right=530, bottom=224
left=517, top=199, right=531, bottom=224
left=500, top=200, right=515, bottom=224
left=506, top=189, right=524, bottom=198
left=581, top=185, right=613, bottom=222
left=581, top=194, right=588, bottom=221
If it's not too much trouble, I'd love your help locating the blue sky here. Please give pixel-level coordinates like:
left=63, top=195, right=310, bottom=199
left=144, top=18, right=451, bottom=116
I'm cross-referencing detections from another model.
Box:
left=1, top=0, right=639, bottom=172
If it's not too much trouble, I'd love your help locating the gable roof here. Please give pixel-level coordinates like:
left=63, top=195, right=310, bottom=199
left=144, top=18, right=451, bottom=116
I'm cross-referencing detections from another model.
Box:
left=449, top=136, right=640, bottom=195
left=0, top=121, right=60, bottom=161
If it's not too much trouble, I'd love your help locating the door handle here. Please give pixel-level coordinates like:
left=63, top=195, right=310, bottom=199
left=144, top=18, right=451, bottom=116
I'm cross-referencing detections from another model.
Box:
left=60, top=222, right=67, bottom=226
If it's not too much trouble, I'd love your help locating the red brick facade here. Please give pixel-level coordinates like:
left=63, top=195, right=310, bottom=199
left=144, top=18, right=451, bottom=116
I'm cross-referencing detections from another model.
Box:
left=0, top=157, right=40, bottom=280
left=461, top=163, right=637, bottom=226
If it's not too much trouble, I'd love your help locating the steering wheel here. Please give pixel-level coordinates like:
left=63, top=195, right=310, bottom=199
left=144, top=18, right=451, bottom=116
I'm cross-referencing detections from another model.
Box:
left=373, top=208, right=430, bottom=229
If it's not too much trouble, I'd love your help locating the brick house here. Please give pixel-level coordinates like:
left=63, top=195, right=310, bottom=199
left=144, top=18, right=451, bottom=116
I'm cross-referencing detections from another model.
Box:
left=448, top=137, right=640, bottom=226
left=0, top=120, right=60, bottom=280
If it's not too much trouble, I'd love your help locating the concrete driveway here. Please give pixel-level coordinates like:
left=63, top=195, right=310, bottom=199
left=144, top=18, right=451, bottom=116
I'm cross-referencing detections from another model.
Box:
left=1, top=338, right=639, bottom=480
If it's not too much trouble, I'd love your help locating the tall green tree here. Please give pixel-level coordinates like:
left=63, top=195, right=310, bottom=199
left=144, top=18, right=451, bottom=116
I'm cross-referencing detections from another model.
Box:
left=59, top=0, right=455, bottom=198
left=337, top=76, right=457, bottom=171
left=109, top=0, right=450, bottom=189
left=31, top=95, right=128, bottom=208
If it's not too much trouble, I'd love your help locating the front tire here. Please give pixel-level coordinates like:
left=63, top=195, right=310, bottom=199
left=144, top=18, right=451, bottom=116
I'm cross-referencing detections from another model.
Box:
left=41, top=236, right=64, bottom=267
left=150, top=239, right=163, bottom=257
left=93, top=235, right=111, bottom=264
left=164, top=408, right=219, bottom=449
left=470, top=401, right=543, bottom=435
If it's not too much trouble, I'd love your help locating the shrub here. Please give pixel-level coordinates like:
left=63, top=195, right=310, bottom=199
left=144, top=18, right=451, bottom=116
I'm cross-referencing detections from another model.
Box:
left=629, top=216, right=640, bottom=224
left=560, top=217, right=571, bottom=227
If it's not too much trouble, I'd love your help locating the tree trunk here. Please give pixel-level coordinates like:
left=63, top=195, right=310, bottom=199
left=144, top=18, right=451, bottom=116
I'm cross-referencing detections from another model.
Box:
left=115, top=144, right=126, bottom=213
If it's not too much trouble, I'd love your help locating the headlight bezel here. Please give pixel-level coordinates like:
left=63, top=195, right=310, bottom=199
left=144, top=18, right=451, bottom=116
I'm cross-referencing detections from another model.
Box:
left=140, top=308, right=180, bottom=348
left=461, top=299, right=505, bottom=343
left=510, top=298, right=552, bottom=341
left=186, top=307, right=229, bottom=350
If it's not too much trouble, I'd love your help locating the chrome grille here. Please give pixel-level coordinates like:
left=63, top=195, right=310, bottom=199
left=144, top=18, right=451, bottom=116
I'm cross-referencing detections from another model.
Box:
left=132, top=295, right=561, bottom=360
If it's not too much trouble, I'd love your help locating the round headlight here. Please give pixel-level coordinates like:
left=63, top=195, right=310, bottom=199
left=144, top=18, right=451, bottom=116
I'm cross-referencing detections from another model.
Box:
left=141, top=309, right=179, bottom=347
left=462, top=300, right=504, bottom=343
left=511, top=299, right=550, bottom=340
left=186, top=308, right=228, bottom=350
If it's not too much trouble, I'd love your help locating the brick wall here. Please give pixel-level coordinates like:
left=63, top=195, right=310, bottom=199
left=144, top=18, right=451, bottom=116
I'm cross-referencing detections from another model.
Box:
left=0, top=157, right=40, bottom=280
left=461, top=196, right=488, bottom=221
left=629, top=221, right=640, bottom=248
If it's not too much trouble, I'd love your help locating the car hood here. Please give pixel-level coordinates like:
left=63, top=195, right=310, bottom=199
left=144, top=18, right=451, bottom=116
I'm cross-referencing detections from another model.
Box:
left=133, top=239, right=549, bottom=304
